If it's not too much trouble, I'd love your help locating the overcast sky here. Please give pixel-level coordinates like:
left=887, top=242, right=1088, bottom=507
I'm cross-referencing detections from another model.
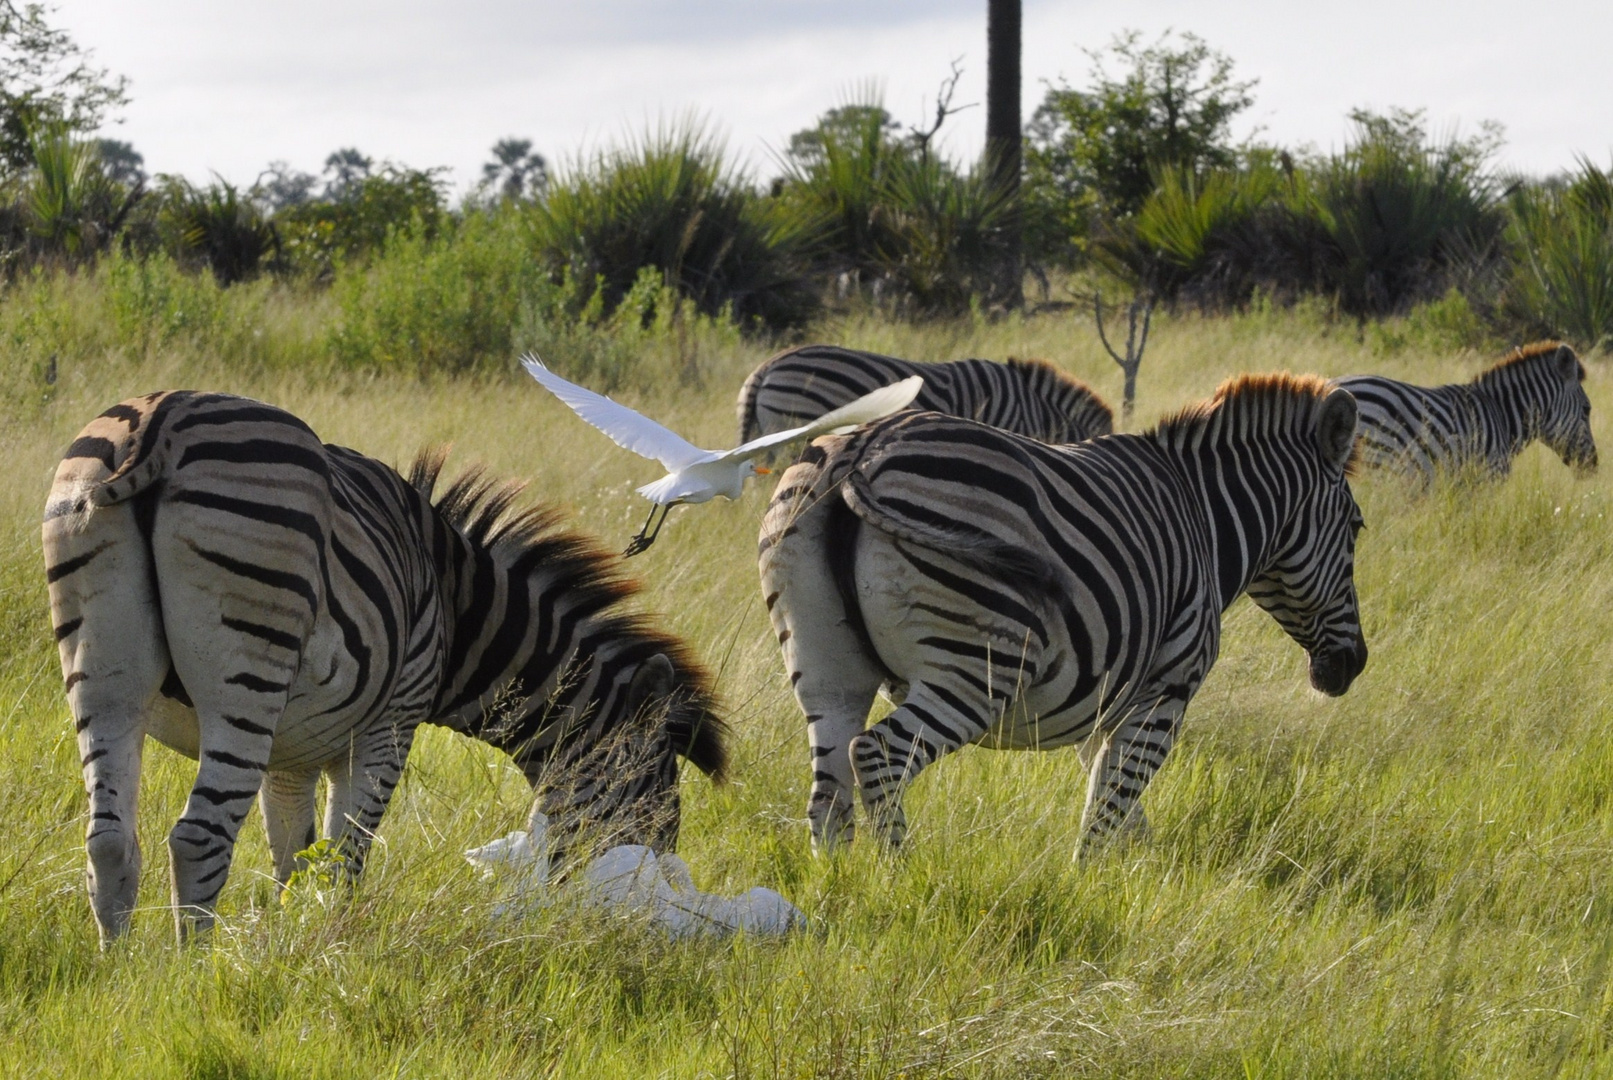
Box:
left=54, top=0, right=1613, bottom=195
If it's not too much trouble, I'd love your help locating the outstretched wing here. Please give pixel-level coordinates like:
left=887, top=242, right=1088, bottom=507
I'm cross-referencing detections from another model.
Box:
left=521, top=354, right=706, bottom=470
left=713, top=375, right=924, bottom=463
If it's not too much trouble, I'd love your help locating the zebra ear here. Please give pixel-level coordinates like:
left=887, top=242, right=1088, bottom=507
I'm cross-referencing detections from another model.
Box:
left=1555, top=344, right=1583, bottom=383
left=625, top=653, right=676, bottom=716
left=1316, top=388, right=1359, bottom=475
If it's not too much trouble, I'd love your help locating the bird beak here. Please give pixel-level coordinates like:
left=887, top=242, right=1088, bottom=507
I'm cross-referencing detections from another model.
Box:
left=754, top=466, right=771, bottom=475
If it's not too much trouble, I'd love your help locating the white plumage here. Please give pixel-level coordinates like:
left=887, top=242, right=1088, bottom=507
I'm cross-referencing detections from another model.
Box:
left=521, top=353, right=922, bottom=553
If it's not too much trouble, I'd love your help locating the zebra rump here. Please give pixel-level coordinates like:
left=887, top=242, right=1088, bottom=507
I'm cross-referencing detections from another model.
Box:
left=737, top=344, right=1114, bottom=447
left=45, top=391, right=726, bottom=944
left=1335, top=340, right=1595, bottom=482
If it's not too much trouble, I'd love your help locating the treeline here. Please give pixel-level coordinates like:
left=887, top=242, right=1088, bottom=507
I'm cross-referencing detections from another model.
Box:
left=1, top=13, right=1610, bottom=365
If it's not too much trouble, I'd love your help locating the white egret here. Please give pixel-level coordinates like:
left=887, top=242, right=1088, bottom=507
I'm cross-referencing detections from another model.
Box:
left=520, top=353, right=923, bottom=555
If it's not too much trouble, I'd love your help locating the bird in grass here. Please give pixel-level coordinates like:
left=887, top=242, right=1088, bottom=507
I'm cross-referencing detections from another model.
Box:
left=521, top=353, right=923, bottom=555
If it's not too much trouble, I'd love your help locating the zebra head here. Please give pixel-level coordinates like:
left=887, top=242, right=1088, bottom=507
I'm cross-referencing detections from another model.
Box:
left=1535, top=344, right=1597, bottom=475
left=1245, top=387, right=1369, bottom=697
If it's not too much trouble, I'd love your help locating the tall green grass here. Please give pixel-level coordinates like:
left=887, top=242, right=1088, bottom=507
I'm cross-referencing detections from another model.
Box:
left=3, top=285, right=1613, bottom=1075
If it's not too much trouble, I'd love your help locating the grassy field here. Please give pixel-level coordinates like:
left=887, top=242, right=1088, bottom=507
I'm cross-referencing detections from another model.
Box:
left=3, top=293, right=1613, bottom=1078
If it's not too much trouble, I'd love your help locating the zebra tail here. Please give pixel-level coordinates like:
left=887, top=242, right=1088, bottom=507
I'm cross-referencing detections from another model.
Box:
left=87, top=448, right=166, bottom=507
left=735, top=358, right=770, bottom=445
left=840, top=471, right=1055, bottom=597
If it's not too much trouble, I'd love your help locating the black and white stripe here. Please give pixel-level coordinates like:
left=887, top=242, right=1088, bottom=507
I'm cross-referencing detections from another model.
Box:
left=759, top=374, right=1367, bottom=854
left=737, top=345, right=1114, bottom=446
left=45, top=391, right=726, bottom=943
left=1335, top=341, right=1596, bottom=482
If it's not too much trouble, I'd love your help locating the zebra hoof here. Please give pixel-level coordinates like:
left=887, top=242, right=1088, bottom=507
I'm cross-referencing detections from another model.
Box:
left=807, top=792, right=855, bottom=853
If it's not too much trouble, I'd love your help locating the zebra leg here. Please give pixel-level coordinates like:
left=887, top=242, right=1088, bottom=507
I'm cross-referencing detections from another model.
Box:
left=80, top=723, right=147, bottom=944
left=1075, top=696, right=1186, bottom=856
left=848, top=683, right=993, bottom=849
left=760, top=519, right=884, bottom=850
left=260, top=768, right=319, bottom=886
left=166, top=702, right=282, bottom=941
left=47, top=500, right=170, bottom=944
left=321, top=720, right=418, bottom=880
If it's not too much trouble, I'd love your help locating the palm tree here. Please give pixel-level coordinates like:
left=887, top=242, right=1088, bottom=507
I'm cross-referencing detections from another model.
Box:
left=986, top=0, right=1023, bottom=307
left=481, top=137, right=548, bottom=201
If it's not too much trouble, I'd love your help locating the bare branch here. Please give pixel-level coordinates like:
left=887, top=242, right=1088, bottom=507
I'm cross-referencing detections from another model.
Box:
left=908, top=57, right=977, bottom=165
left=1094, top=292, right=1127, bottom=367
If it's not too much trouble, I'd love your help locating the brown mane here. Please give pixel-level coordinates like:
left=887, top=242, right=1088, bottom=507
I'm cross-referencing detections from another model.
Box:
left=1006, top=355, right=1117, bottom=432
left=1473, top=340, right=1582, bottom=385
left=1150, top=371, right=1338, bottom=439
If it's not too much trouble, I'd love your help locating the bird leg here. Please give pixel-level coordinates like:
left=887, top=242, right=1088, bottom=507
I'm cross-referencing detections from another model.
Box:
left=623, top=504, right=670, bottom=557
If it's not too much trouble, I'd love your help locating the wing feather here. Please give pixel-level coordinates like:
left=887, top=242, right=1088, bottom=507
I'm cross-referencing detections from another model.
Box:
left=521, top=354, right=706, bottom=469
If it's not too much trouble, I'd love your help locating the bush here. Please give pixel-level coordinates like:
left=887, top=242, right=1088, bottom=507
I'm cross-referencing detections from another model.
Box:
left=1503, top=160, right=1613, bottom=353
left=876, top=156, right=1014, bottom=315
left=775, top=95, right=1017, bottom=315
left=271, top=165, right=449, bottom=280
left=150, top=177, right=278, bottom=285
left=527, top=121, right=820, bottom=332
left=5, top=127, right=140, bottom=271
left=1307, top=110, right=1506, bottom=317
left=326, top=208, right=547, bottom=375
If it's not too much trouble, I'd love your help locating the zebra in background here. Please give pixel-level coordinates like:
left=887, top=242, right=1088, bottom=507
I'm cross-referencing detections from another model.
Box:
left=1335, top=341, right=1596, bottom=483
left=45, top=392, right=726, bottom=943
left=737, top=345, right=1114, bottom=447
left=759, top=375, right=1367, bottom=854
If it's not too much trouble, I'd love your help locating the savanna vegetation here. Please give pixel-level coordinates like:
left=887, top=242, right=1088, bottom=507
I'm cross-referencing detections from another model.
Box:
left=4, top=5, right=1613, bottom=1077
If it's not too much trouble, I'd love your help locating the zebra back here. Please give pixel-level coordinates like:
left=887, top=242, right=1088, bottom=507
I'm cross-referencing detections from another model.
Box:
left=738, top=344, right=1113, bottom=445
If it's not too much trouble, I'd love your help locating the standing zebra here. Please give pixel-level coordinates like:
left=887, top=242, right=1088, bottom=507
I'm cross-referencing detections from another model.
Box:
left=1335, top=341, right=1596, bottom=483
left=45, top=391, right=726, bottom=943
left=759, top=374, right=1367, bottom=853
left=737, top=345, right=1114, bottom=447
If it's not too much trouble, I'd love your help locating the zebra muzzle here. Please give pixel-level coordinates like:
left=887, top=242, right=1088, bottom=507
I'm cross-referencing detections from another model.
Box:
left=1308, top=639, right=1367, bottom=697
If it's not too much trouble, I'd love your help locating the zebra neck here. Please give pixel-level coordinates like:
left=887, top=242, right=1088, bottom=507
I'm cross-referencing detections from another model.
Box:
left=1167, top=438, right=1308, bottom=613
left=1469, top=377, right=1533, bottom=455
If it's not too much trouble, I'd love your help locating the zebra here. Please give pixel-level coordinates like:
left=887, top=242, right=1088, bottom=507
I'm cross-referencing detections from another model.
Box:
left=44, top=391, right=727, bottom=943
left=737, top=345, right=1114, bottom=447
left=758, top=373, right=1367, bottom=854
left=1334, top=341, right=1596, bottom=483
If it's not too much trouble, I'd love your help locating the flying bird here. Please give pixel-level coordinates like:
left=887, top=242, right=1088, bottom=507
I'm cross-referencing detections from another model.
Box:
left=521, top=353, right=923, bottom=555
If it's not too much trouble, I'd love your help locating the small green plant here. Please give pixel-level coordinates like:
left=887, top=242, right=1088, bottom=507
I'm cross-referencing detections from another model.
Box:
left=280, top=837, right=350, bottom=907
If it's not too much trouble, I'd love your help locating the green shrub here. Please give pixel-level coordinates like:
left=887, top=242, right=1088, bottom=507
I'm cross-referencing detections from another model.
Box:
left=876, top=155, right=1014, bottom=315
left=151, top=177, right=278, bottom=285
left=1308, top=112, right=1506, bottom=317
left=10, top=127, right=140, bottom=269
left=326, top=208, right=546, bottom=375
left=1367, top=287, right=1494, bottom=356
left=528, top=120, right=820, bottom=332
left=271, top=165, right=449, bottom=280
left=1503, top=160, right=1613, bottom=353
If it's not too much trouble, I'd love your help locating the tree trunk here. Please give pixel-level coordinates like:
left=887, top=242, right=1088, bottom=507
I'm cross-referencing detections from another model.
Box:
left=986, top=0, right=1023, bottom=309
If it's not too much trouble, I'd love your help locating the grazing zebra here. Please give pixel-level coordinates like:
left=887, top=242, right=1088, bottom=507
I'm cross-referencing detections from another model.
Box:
left=1335, top=341, right=1596, bottom=483
left=44, top=391, right=726, bottom=943
left=759, top=374, right=1367, bottom=854
left=737, top=345, right=1114, bottom=447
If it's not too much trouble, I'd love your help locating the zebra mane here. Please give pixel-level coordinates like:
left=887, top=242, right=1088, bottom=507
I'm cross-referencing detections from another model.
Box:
left=1474, top=340, right=1581, bottom=385
left=405, top=448, right=728, bottom=781
left=1005, top=356, right=1115, bottom=426
left=1151, top=372, right=1339, bottom=442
